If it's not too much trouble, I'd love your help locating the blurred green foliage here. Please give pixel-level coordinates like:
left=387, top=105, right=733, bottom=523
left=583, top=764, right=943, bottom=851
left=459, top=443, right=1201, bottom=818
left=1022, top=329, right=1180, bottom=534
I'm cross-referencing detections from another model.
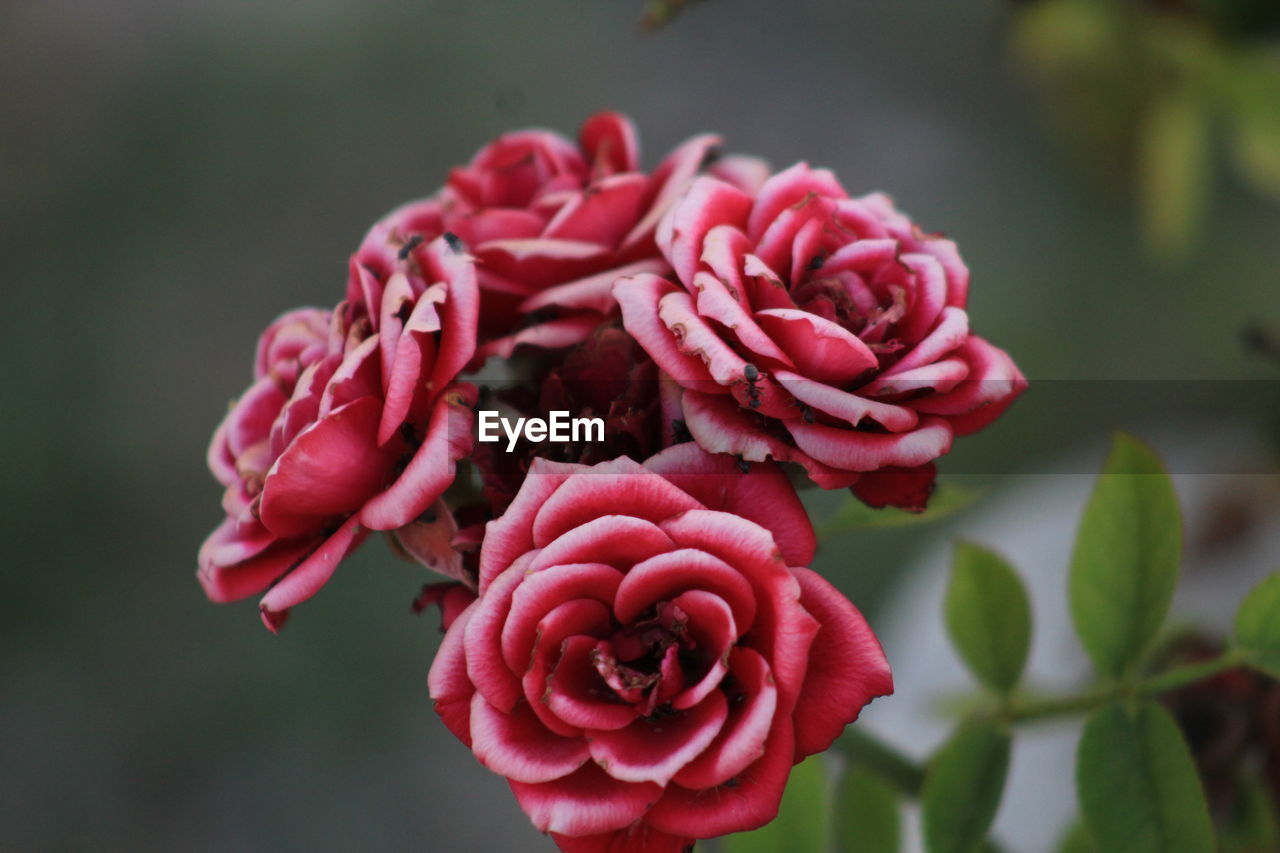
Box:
left=1012, top=0, right=1280, bottom=257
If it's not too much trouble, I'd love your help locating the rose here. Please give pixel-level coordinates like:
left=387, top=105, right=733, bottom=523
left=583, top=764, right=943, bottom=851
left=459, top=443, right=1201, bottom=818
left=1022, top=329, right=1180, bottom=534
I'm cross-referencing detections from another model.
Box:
left=199, top=236, right=477, bottom=630
left=428, top=445, right=892, bottom=852
left=347, top=112, right=769, bottom=367
left=614, top=163, right=1027, bottom=510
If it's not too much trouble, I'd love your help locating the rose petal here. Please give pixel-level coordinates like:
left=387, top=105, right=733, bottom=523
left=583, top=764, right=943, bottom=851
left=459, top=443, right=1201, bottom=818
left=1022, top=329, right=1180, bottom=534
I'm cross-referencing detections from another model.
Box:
left=258, top=514, right=367, bottom=632
left=428, top=602, right=478, bottom=746
left=197, top=519, right=312, bottom=604
left=546, top=635, right=640, bottom=731
left=359, top=384, right=476, bottom=531
left=551, top=823, right=692, bottom=853
left=679, top=390, right=860, bottom=489
left=529, top=515, right=676, bottom=573
left=656, top=176, right=753, bottom=285
left=643, top=443, right=816, bottom=566
left=258, top=396, right=400, bottom=539
left=672, top=647, right=777, bottom=789
left=668, top=590, right=737, bottom=710
left=785, top=415, right=953, bottom=472
left=376, top=286, right=444, bottom=445
left=773, top=369, right=919, bottom=433
left=470, top=693, right=590, bottom=784
left=622, top=133, right=725, bottom=254
left=646, top=720, right=795, bottom=839
left=789, top=567, right=893, bottom=758
left=745, top=163, right=846, bottom=244
left=465, top=558, right=533, bottom=713
left=589, top=691, right=729, bottom=785
left=753, top=308, right=878, bottom=384
left=501, top=562, right=625, bottom=675
left=522, top=258, right=670, bottom=316
left=510, top=762, right=662, bottom=837
left=659, top=290, right=755, bottom=387
left=579, top=111, right=640, bottom=177
left=690, top=271, right=793, bottom=367
left=478, top=458, right=580, bottom=594
left=614, top=274, right=716, bottom=387
left=614, top=548, right=756, bottom=636
left=543, top=173, right=649, bottom=247
left=530, top=460, right=702, bottom=548
left=659, top=510, right=819, bottom=713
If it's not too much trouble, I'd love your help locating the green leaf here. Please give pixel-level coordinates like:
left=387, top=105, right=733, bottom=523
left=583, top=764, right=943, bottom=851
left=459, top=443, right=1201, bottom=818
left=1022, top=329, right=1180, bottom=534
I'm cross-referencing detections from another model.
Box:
left=1076, top=702, right=1214, bottom=853
left=724, top=754, right=831, bottom=853
left=822, top=483, right=983, bottom=534
left=1233, top=571, right=1280, bottom=677
left=1138, top=87, right=1210, bottom=258
left=1068, top=433, right=1182, bottom=679
left=839, top=766, right=900, bottom=853
left=1226, top=58, right=1280, bottom=200
left=921, top=723, right=1011, bottom=853
left=1056, top=822, right=1100, bottom=853
left=946, top=542, right=1032, bottom=694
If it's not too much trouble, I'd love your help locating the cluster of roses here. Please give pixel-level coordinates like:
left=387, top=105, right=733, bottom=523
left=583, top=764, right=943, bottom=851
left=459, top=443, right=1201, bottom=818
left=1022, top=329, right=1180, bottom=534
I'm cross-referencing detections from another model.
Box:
left=199, top=113, right=1025, bottom=852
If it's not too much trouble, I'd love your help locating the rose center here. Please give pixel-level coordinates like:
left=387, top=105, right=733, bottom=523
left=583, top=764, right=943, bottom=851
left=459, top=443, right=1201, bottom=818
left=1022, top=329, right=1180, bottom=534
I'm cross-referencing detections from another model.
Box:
left=589, top=600, right=705, bottom=716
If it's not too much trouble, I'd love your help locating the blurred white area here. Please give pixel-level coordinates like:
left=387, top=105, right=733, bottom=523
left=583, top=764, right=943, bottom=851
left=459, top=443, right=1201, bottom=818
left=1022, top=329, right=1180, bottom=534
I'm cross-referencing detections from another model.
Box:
left=860, top=423, right=1280, bottom=852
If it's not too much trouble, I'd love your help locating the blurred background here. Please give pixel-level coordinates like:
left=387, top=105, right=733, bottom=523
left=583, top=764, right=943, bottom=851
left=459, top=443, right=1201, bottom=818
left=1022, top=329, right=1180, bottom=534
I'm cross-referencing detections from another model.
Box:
left=2, top=0, right=1277, bottom=850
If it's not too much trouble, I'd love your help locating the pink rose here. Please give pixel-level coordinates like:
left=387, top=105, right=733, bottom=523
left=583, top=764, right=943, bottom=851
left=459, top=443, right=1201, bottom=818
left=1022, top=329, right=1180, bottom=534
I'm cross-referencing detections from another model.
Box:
left=347, top=112, right=769, bottom=366
left=428, top=445, right=892, bottom=852
left=614, top=163, right=1027, bottom=509
left=200, top=236, right=478, bottom=630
